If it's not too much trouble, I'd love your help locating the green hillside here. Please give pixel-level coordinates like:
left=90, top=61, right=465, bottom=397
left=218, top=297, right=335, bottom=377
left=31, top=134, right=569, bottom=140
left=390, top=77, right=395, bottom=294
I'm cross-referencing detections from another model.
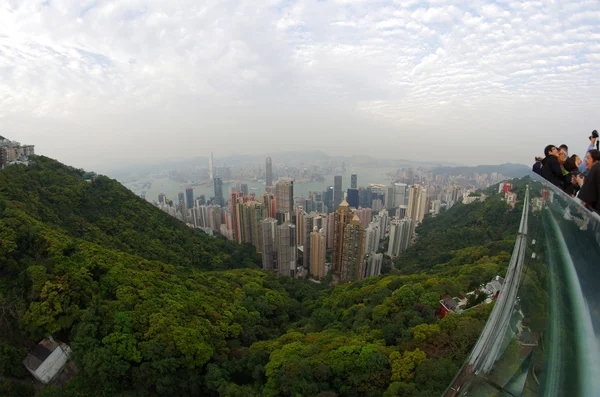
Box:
left=394, top=179, right=527, bottom=291
left=0, top=156, right=260, bottom=269
left=0, top=158, right=522, bottom=397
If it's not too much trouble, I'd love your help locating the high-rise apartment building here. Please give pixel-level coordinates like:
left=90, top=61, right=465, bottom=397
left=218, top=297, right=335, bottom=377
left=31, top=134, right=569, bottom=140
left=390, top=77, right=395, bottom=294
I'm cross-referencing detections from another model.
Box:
left=364, top=253, right=383, bottom=278
left=265, top=156, right=273, bottom=189
left=185, top=187, right=194, bottom=209
left=354, top=207, right=372, bottom=229
left=332, top=200, right=354, bottom=272
left=261, top=218, right=278, bottom=270
left=332, top=200, right=366, bottom=282
left=296, top=208, right=306, bottom=252
left=431, top=200, right=442, bottom=217
left=302, top=212, right=325, bottom=270
left=339, top=215, right=366, bottom=283
left=309, top=229, right=327, bottom=279
left=394, top=183, right=407, bottom=209
left=351, top=174, right=358, bottom=189
left=387, top=218, right=413, bottom=257
left=277, top=223, right=297, bottom=278
left=275, top=179, right=294, bottom=223
left=378, top=208, right=389, bottom=233
left=407, top=184, right=427, bottom=223
left=231, top=192, right=244, bottom=243
left=364, top=221, right=381, bottom=254
left=260, top=192, right=276, bottom=219
left=333, top=176, right=343, bottom=209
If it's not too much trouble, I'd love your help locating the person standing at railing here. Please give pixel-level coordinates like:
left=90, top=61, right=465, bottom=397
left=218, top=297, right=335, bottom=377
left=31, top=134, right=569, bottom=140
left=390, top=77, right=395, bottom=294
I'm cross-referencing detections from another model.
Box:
left=576, top=149, right=600, bottom=213
left=532, top=156, right=543, bottom=175
left=563, top=156, right=581, bottom=196
left=578, top=130, right=599, bottom=173
left=542, top=145, right=567, bottom=189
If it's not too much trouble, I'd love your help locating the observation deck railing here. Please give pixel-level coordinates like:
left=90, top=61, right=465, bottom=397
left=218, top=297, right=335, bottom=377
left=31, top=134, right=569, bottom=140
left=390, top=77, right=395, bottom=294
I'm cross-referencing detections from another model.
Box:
left=444, top=173, right=600, bottom=397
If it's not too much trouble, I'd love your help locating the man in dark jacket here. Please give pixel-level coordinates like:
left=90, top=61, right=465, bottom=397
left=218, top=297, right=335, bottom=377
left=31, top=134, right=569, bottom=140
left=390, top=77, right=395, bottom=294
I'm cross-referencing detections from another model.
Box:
left=541, top=145, right=566, bottom=189
left=532, top=156, right=543, bottom=175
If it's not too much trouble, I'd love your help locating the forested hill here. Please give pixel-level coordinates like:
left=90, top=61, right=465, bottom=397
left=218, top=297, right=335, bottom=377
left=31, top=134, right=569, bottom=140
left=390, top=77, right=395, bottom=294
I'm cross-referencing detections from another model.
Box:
left=0, top=158, right=520, bottom=397
left=395, top=178, right=528, bottom=289
left=0, top=156, right=260, bottom=269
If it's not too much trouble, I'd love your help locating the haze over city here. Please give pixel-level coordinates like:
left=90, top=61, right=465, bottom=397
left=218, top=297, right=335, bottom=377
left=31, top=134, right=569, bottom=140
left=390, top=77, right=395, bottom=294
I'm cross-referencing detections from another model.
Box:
left=1, top=0, right=599, bottom=172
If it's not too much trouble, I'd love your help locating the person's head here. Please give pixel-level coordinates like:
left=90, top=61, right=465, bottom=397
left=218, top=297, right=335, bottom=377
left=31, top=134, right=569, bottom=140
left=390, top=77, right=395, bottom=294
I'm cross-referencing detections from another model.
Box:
left=559, top=144, right=569, bottom=155
left=558, top=149, right=568, bottom=165
left=534, top=156, right=543, bottom=163
left=544, top=145, right=558, bottom=157
left=564, top=157, right=578, bottom=172
left=571, top=154, right=582, bottom=167
left=585, top=149, right=600, bottom=170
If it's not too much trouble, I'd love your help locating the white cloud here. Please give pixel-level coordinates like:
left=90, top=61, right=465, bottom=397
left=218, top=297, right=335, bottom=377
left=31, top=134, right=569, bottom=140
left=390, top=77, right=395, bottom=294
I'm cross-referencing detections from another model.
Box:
left=0, top=0, right=599, bottom=169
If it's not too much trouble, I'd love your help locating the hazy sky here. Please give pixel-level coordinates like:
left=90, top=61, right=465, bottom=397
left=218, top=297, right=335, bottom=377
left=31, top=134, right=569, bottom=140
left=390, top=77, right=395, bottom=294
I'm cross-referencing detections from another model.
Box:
left=1, top=0, right=599, bottom=172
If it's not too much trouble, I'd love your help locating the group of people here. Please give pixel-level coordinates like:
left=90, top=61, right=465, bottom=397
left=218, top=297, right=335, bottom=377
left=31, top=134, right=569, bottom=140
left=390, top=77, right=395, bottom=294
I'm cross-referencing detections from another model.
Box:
left=533, top=130, right=600, bottom=214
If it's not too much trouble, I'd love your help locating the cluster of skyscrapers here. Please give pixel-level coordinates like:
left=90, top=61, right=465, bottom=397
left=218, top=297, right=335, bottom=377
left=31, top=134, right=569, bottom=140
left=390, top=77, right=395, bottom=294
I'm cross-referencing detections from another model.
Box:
left=154, top=156, right=443, bottom=283
left=151, top=154, right=510, bottom=283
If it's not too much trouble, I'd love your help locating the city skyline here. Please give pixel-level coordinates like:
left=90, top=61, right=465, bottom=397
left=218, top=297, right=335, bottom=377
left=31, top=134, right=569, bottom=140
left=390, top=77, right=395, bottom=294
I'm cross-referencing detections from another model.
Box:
left=1, top=1, right=598, bottom=171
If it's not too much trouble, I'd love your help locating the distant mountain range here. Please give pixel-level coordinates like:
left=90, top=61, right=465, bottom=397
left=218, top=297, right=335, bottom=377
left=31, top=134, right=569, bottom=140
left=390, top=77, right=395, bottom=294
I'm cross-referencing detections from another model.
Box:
left=432, top=163, right=530, bottom=178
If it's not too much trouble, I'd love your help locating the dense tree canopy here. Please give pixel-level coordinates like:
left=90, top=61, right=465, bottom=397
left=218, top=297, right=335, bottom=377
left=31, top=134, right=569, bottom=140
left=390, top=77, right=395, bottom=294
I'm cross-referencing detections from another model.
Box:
left=0, top=158, right=521, bottom=396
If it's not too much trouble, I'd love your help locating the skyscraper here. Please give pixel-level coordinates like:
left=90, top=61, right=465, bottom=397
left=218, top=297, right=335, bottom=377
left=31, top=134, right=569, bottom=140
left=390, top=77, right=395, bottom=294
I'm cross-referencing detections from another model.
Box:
left=364, top=253, right=383, bottom=278
left=231, top=192, right=244, bottom=243
left=407, top=184, right=427, bottom=223
left=351, top=174, right=357, bottom=189
left=309, top=229, right=326, bottom=279
left=275, top=179, right=294, bottom=223
left=354, top=207, right=372, bottom=228
left=302, top=212, right=324, bottom=270
left=209, top=152, right=214, bottom=180
left=332, top=200, right=354, bottom=273
left=158, top=192, right=166, bottom=204
left=265, top=156, right=273, bottom=189
left=260, top=192, right=276, bottom=219
left=185, top=187, right=194, bottom=209
left=296, top=208, right=306, bottom=252
left=333, top=175, right=343, bottom=209
left=364, top=221, right=381, bottom=254
left=394, top=183, right=407, bottom=209
left=213, top=177, right=224, bottom=207
left=339, top=215, right=366, bottom=283
left=347, top=188, right=359, bottom=209
left=261, top=218, right=278, bottom=271
left=387, top=218, right=413, bottom=257
left=277, top=223, right=297, bottom=278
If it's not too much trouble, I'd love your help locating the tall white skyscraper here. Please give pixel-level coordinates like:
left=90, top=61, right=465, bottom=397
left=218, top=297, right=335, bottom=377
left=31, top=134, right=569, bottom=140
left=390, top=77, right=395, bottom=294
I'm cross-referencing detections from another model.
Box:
left=394, top=183, right=407, bottom=208
left=364, top=253, right=383, bottom=278
left=407, top=184, right=427, bottom=223
left=364, top=221, right=381, bottom=254
left=387, top=218, right=413, bottom=257
left=209, top=152, right=214, bottom=180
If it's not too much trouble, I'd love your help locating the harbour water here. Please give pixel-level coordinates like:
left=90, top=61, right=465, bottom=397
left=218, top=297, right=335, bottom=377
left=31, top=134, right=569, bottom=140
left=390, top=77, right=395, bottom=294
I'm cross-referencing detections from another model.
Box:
left=124, top=167, right=400, bottom=203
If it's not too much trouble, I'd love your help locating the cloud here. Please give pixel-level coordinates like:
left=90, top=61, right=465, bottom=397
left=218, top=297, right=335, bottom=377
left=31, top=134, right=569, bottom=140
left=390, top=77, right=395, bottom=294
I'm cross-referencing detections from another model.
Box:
left=0, top=0, right=599, bottom=169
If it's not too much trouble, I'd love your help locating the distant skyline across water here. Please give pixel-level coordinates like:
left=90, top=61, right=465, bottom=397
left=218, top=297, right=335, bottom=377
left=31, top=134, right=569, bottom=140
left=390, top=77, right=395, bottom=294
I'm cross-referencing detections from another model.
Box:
left=126, top=167, right=399, bottom=204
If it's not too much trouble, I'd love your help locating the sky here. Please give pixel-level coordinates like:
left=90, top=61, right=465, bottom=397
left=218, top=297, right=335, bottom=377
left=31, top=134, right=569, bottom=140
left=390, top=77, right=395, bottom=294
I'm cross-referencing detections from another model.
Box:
left=1, top=0, right=599, bottom=172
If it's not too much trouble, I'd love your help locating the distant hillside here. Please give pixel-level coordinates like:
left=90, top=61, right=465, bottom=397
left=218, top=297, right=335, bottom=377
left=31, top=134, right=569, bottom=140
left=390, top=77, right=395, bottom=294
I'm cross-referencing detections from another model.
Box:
left=0, top=156, right=260, bottom=269
left=433, top=163, right=530, bottom=178
left=394, top=178, right=529, bottom=288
